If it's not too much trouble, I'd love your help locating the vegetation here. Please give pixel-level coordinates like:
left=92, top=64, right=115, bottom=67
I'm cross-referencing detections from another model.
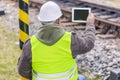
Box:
left=0, top=25, right=19, bottom=80
left=0, top=24, right=101, bottom=80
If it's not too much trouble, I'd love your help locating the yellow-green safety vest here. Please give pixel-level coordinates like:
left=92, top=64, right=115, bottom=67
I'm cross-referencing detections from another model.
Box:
left=30, top=32, right=78, bottom=80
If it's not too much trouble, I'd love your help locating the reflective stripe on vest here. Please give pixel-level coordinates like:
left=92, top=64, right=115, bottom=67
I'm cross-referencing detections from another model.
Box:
left=31, top=32, right=78, bottom=80
left=32, top=63, right=77, bottom=80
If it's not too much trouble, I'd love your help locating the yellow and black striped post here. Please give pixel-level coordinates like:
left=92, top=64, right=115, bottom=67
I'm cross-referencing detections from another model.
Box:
left=19, top=0, right=29, bottom=80
left=19, top=0, right=29, bottom=50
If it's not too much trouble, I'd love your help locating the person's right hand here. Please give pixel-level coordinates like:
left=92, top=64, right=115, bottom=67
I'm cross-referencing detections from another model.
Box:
left=87, top=13, right=95, bottom=24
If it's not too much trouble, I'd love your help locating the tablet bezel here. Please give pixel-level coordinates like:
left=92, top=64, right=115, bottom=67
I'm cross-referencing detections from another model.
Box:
left=72, top=8, right=91, bottom=23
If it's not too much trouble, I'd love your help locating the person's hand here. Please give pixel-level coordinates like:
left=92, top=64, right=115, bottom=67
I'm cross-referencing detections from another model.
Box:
left=87, top=13, right=95, bottom=24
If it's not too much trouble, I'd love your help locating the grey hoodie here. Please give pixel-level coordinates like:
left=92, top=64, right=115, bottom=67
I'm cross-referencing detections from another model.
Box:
left=35, top=24, right=65, bottom=46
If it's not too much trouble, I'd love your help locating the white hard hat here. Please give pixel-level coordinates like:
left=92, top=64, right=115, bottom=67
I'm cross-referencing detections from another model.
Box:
left=38, top=1, right=62, bottom=22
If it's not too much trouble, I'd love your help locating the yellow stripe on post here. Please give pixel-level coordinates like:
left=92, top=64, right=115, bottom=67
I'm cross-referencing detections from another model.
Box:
left=19, top=29, right=29, bottom=42
left=19, top=0, right=29, bottom=80
left=23, top=0, right=29, bottom=4
left=19, top=9, right=29, bottom=25
left=19, top=76, right=28, bottom=80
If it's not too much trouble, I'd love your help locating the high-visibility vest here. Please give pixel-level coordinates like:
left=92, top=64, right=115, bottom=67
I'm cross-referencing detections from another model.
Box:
left=30, top=32, right=78, bottom=80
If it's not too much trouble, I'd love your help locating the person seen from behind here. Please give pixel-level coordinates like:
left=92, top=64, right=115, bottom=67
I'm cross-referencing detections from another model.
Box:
left=18, top=1, right=95, bottom=80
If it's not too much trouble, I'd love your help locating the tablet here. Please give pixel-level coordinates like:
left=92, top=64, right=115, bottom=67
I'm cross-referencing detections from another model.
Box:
left=72, top=8, right=91, bottom=23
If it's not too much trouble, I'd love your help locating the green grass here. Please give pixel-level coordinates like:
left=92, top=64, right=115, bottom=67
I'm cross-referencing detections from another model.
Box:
left=0, top=24, right=101, bottom=80
left=0, top=24, right=20, bottom=80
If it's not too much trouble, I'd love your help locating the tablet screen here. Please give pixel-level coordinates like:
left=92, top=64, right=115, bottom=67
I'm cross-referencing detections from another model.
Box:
left=72, top=8, right=91, bottom=22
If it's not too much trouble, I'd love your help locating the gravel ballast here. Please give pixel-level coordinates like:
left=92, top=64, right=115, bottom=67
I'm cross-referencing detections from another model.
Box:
left=0, top=0, right=120, bottom=80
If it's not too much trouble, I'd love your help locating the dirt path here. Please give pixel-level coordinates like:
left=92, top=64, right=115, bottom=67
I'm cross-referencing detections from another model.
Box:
left=106, top=0, right=120, bottom=4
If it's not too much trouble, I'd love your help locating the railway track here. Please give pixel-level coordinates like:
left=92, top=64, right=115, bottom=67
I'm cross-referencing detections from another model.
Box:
left=8, top=0, right=120, bottom=79
left=30, top=0, right=120, bottom=38
left=14, top=0, right=120, bottom=38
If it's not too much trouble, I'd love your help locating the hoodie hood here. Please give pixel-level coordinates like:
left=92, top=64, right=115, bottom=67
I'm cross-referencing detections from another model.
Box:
left=35, top=24, right=65, bottom=46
